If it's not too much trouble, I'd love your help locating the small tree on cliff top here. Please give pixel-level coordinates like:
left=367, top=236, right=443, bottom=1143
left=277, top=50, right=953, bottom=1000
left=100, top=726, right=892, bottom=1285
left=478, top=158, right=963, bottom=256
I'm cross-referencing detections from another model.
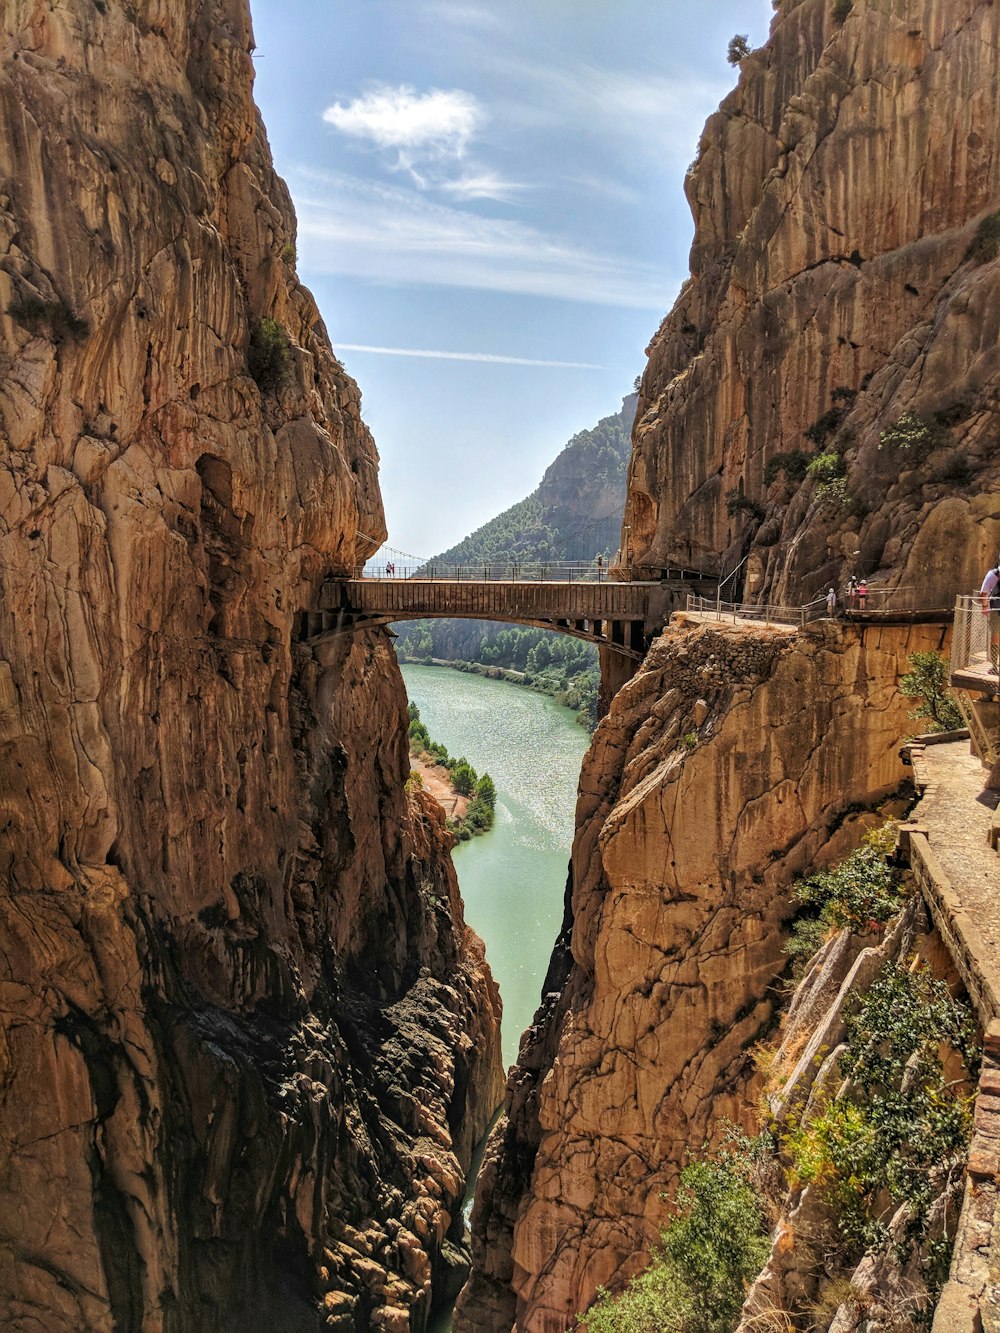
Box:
left=727, top=34, right=751, bottom=64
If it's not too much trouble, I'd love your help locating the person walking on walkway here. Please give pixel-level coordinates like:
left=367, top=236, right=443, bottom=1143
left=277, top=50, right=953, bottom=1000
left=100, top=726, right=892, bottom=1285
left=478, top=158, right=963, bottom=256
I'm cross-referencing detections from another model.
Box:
left=857, top=577, right=868, bottom=611
left=847, top=576, right=858, bottom=610
left=596, top=554, right=604, bottom=581
left=826, top=586, right=837, bottom=617
left=980, top=556, right=1000, bottom=672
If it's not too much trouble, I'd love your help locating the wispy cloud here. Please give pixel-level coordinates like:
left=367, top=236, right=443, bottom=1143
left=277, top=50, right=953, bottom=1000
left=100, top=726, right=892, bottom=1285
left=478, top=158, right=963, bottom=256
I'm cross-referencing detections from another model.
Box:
left=290, top=167, right=669, bottom=309
left=335, top=343, right=605, bottom=369
left=440, top=171, right=529, bottom=203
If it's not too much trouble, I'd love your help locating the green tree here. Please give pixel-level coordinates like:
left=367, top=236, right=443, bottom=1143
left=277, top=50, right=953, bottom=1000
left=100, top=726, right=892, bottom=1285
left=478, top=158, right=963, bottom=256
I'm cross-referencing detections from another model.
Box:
left=474, top=774, right=496, bottom=808
left=451, top=761, right=477, bottom=795
left=899, top=651, right=963, bottom=732
left=727, top=33, right=751, bottom=64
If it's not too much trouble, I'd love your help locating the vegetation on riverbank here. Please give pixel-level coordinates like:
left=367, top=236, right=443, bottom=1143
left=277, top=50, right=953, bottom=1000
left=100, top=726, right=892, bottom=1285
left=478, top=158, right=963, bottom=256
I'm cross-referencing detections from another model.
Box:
left=406, top=703, right=496, bottom=840
left=395, top=621, right=600, bottom=729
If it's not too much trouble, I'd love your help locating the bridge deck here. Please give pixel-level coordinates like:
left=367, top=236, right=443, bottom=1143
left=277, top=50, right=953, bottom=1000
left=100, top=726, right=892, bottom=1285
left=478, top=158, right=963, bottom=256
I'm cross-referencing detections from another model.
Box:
left=318, top=578, right=667, bottom=622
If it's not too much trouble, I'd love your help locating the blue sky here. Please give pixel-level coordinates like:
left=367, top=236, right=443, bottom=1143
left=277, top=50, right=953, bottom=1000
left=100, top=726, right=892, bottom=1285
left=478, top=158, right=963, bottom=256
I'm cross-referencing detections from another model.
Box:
left=249, top=0, right=773, bottom=558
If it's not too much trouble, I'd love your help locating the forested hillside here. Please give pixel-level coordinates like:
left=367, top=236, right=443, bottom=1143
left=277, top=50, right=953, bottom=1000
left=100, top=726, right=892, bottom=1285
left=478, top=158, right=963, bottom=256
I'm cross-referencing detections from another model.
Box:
left=424, top=393, right=636, bottom=566
left=394, top=394, right=636, bottom=726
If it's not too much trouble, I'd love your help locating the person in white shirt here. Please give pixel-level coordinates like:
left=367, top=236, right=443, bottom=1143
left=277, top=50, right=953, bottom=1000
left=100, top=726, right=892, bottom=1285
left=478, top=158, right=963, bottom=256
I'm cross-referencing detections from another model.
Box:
left=980, top=556, right=1000, bottom=672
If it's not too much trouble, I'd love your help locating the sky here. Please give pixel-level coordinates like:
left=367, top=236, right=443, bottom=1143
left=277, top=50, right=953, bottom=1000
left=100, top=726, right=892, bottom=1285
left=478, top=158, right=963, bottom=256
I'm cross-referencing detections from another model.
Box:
left=249, top=0, right=774, bottom=560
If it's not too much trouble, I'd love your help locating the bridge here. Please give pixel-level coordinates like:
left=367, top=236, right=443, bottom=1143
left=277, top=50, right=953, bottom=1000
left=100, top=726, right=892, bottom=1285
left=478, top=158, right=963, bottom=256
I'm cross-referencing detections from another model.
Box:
left=297, top=569, right=709, bottom=660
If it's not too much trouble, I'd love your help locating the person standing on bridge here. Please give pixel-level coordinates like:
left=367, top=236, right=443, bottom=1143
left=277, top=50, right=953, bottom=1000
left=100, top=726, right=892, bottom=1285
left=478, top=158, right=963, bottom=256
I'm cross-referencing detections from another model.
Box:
left=857, top=577, right=868, bottom=611
left=596, top=554, right=604, bottom=581
left=980, top=557, right=1000, bottom=672
left=826, top=587, right=837, bottom=617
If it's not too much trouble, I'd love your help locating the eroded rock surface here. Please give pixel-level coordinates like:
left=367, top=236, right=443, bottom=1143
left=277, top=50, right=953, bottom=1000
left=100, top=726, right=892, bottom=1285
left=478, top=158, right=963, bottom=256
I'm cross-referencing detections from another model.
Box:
left=0, top=2, right=502, bottom=1328
left=626, top=0, right=1000, bottom=603
left=459, top=618, right=947, bottom=1331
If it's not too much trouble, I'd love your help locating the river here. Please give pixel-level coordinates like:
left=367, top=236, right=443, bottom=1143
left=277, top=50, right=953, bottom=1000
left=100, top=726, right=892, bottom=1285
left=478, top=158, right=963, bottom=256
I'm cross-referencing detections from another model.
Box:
left=399, top=664, right=589, bottom=1071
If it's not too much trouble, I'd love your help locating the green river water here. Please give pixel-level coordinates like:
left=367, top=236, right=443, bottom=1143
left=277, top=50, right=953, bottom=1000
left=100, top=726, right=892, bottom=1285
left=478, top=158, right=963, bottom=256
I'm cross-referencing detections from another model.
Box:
left=402, top=664, right=589, bottom=1330
left=400, top=663, right=590, bottom=1072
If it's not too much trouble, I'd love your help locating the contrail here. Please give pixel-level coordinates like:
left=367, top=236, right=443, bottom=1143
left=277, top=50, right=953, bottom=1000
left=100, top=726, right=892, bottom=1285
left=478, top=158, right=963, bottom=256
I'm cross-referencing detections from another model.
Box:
left=335, top=342, right=605, bottom=369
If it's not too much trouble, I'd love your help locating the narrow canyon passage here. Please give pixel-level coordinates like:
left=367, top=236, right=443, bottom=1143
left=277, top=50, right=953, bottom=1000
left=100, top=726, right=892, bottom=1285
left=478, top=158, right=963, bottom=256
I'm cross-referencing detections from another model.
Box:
left=400, top=664, right=588, bottom=1069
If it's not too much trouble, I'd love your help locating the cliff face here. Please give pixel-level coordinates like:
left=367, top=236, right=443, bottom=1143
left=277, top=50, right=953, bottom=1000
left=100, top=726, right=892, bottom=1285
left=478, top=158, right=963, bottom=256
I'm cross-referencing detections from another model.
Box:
left=0, top=3, right=502, bottom=1329
left=459, top=617, right=947, bottom=1330
left=627, top=0, right=1000, bottom=603
left=456, top=4, right=1000, bottom=1324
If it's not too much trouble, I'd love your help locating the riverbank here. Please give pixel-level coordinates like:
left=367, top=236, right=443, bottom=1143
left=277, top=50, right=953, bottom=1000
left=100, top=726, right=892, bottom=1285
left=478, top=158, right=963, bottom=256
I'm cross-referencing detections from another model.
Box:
left=397, top=653, right=597, bottom=729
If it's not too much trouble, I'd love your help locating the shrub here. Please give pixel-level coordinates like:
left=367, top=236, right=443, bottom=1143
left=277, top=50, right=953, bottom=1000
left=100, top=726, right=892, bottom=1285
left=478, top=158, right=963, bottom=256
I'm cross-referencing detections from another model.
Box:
left=7, top=296, right=89, bottom=344
left=804, top=404, right=849, bottom=446
left=280, top=242, right=296, bottom=265
left=806, top=452, right=844, bottom=485
left=727, top=34, right=751, bottom=64
left=248, top=317, right=291, bottom=393
left=899, top=650, right=964, bottom=732
left=726, top=488, right=765, bottom=521
left=878, top=412, right=946, bottom=460
left=764, top=450, right=810, bottom=486
left=968, top=211, right=1000, bottom=263
left=580, top=1140, right=771, bottom=1332
left=682, top=732, right=698, bottom=750
left=793, top=837, right=903, bottom=933
left=935, top=454, right=972, bottom=486
left=786, top=965, right=979, bottom=1263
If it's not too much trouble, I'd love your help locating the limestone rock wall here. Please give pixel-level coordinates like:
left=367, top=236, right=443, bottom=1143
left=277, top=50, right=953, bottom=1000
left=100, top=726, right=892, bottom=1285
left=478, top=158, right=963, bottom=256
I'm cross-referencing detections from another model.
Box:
left=626, top=0, right=1000, bottom=605
left=459, top=618, right=946, bottom=1331
left=0, top=2, right=502, bottom=1329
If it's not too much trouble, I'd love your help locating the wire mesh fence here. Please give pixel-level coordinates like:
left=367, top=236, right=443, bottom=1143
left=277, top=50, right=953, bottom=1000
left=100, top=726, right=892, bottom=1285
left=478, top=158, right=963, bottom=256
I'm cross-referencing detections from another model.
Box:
left=951, top=594, right=995, bottom=679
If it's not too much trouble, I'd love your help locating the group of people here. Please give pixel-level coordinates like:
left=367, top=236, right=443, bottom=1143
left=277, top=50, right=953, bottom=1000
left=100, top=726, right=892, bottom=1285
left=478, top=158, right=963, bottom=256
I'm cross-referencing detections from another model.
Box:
left=826, top=576, right=869, bottom=616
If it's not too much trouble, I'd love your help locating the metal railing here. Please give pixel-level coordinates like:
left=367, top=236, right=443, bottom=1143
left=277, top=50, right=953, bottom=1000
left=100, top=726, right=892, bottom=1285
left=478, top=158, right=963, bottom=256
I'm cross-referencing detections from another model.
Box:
left=356, top=559, right=710, bottom=584
left=951, top=593, right=994, bottom=680
left=840, top=585, right=918, bottom=613
left=685, top=594, right=827, bottom=627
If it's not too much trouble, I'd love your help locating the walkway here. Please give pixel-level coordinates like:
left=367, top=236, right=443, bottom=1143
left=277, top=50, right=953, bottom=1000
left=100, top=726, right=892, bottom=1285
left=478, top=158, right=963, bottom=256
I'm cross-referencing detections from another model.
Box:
left=903, top=739, right=1000, bottom=1333
left=300, top=576, right=695, bottom=660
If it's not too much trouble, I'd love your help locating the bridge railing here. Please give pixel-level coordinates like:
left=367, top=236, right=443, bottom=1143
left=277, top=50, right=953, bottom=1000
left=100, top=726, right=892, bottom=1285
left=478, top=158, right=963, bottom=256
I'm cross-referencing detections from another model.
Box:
left=951, top=593, right=994, bottom=681
left=357, top=559, right=710, bottom=584
left=686, top=594, right=827, bottom=626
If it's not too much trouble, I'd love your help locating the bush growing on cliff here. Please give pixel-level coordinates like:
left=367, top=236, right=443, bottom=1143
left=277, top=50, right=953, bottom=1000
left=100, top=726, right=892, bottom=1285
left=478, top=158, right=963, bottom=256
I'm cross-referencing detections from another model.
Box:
left=764, top=450, right=810, bottom=486
left=900, top=651, right=964, bottom=732
left=793, top=830, right=904, bottom=936
left=784, top=964, right=979, bottom=1267
left=579, top=1135, right=772, bottom=1333
left=878, top=412, right=946, bottom=461
left=968, top=210, right=1000, bottom=263
left=727, top=33, right=751, bottom=64
left=248, top=317, right=291, bottom=393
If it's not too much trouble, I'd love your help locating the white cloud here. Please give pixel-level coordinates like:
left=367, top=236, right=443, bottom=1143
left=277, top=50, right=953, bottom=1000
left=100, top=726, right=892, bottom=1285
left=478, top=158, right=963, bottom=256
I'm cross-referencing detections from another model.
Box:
left=322, top=85, right=482, bottom=184
left=289, top=167, right=671, bottom=309
left=335, top=344, right=604, bottom=369
left=440, top=171, right=529, bottom=203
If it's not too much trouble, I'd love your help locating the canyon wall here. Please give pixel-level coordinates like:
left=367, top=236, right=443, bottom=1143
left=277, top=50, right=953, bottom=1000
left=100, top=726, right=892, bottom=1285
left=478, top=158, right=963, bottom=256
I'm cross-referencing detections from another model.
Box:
left=0, top=2, right=502, bottom=1329
left=626, top=0, right=1000, bottom=603
left=459, top=616, right=946, bottom=1330
left=458, top=1, right=1000, bottom=1325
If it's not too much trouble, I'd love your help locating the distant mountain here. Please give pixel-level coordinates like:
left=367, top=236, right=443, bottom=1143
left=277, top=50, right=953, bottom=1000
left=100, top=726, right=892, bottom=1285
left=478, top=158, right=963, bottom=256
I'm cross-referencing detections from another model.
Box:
left=425, top=393, right=637, bottom=567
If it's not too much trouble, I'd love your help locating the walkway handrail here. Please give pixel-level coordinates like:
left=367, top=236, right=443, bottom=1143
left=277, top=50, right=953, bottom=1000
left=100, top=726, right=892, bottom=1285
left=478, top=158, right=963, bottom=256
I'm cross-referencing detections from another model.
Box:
left=685, top=594, right=814, bottom=626
left=951, top=593, right=992, bottom=680
left=354, top=560, right=715, bottom=584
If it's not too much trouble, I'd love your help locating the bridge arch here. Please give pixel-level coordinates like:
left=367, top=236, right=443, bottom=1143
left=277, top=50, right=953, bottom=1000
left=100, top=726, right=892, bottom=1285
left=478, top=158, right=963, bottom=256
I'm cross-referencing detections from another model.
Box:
left=296, top=576, right=695, bottom=660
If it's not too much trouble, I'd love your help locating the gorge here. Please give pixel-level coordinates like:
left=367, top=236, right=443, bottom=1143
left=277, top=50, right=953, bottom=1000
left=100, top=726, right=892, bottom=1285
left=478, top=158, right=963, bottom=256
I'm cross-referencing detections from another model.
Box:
left=4, top=1, right=1000, bottom=1332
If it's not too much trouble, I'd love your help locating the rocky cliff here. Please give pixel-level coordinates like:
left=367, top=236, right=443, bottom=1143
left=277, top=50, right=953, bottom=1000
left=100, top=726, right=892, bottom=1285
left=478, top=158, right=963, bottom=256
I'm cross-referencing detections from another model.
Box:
left=627, top=0, right=1000, bottom=603
left=459, top=616, right=949, bottom=1330
left=0, top=2, right=502, bottom=1329
left=458, top=2, right=1000, bottom=1325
